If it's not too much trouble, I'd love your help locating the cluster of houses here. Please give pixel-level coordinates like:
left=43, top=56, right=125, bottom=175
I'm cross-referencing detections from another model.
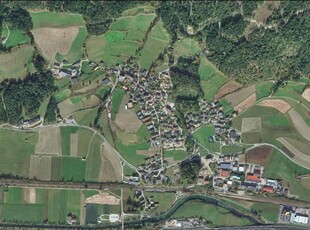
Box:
left=136, top=154, right=169, bottom=185
left=117, top=66, right=185, bottom=150
left=279, top=205, right=310, bottom=225
left=165, top=218, right=204, bottom=228
left=50, top=61, right=84, bottom=83
left=213, top=155, right=281, bottom=194
left=185, top=100, right=239, bottom=145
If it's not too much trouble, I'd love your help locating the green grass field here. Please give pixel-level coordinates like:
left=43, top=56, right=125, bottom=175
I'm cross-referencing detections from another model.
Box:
left=87, top=14, right=155, bottom=65
left=38, top=96, right=51, bottom=117
left=290, top=177, right=310, bottom=202
left=61, top=157, right=86, bottom=182
left=0, top=45, right=34, bottom=81
left=221, top=144, right=252, bottom=155
left=4, top=26, right=31, bottom=47
left=220, top=98, right=234, bottom=114
left=7, top=187, right=23, bottom=203
left=85, top=134, right=103, bottom=181
left=263, top=149, right=310, bottom=184
left=144, top=192, right=175, bottom=214
left=96, top=85, right=111, bottom=98
left=115, top=139, right=149, bottom=166
left=0, top=129, right=38, bottom=177
left=255, top=81, right=273, bottom=100
left=31, top=12, right=85, bottom=28
left=60, top=126, right=94, bottom=157
left=193, top=125, right=221, bottom=153
left=174, top=38, right=200, bottom=60
left=73, top=108, right=98, bottom=126
left=98, top=111, right=114, bottom=145
left=55, top=89, right=71, bottom=103
left=172, top=201, right=252, bottom=227
left=1, top=203, right=44, bottom=222
left=111, top=88, right=126, bottom=120
left=137, top=20, right=170, bottom=70
left=164, top=150, right=188, bottom=161
left=199, top=56, right=229, bottom=100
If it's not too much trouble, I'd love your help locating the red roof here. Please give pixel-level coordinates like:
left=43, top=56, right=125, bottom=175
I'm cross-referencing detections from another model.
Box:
left=220, top=170, right=231, bottom=178
left=262, top=186, right=275, bottom=193
left=246, top=175, right=261, bottom=182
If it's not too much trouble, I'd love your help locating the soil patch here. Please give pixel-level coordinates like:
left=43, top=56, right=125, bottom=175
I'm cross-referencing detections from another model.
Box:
left=23, top=188, right=36, bottom=204
left=70, top=134, right=78, bottom=157
left=258, top=99, right=291, bottom=113
left=246, top=145, right=273, bottom=166
left=100, top=142, right=122, bottom=182
left=241, top=117, right=261, bottom=133
left=288, top=109, right=310, bottom=142
left=29, top=155, right=52, bottom=181
left=32, top=27, right=79, bottom=60
left=234, top=93, right=256, bottom=112
left=215, top=80, right=243, bottom=100
left=35, top=127, right=62, bottom=155
left=225, top=85, right=256, bottom=107
left=85, top=192, right=120, bottom=205
left=137, top=147, right=160, bottom=156
left=114, top=94, right=142, bottom=133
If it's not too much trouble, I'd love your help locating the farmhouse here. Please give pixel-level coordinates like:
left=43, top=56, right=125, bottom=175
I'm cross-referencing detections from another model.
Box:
left=22, top=115, right=42, bottom=129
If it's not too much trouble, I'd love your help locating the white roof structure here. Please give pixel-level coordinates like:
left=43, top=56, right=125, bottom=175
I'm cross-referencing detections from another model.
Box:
left=291, top=213, right=309, bottom=224
left=109, top=214, right=120, bottom=223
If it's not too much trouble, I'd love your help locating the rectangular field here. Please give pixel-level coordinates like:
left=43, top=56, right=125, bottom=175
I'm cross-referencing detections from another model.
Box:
left=35, top=127, right=62, bottom=155
left=31, top=12, right=85, bottom=28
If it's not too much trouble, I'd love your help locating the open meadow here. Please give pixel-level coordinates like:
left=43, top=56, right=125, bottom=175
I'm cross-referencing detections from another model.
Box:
left=193, top=125, right=221, bottom=153
left=199, top=56, right=230, bottom=100
left=86, top=12, right=156, bottom=65
left=173, top=38, right=200, bottom=61
left=137, top=20, right=170, bottom=70
left=290, top=177, right=310, bottom=202
left=0, top=45, right=34, bottom=81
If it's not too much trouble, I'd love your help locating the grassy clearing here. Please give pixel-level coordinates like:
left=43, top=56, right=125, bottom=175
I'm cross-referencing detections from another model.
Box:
left=123, top=165, right=137, bottom=176
left=4, top=26, right=31, bottom=47
left=73, top=108, right=97, bottom=126
left=31, top=12, right=85, bottom=28
left=199, top=56, right=229, bottom=100
left=0, top=45, right=34, bottom=81
left=164, top=150, right=188, bottom=161
left=193, top=125, right=221, bottom=153
left=98, top=111, right=114, bottom=145
left=86, top=134, right=103, bottom=181
left=110, top=14, right=155, bottom=32
left=290, top=177, right=310, bottom=202
left=255, top=81, right=273, bottom=100
left=0, top=129, right=38, bottom=177
left=116, top=139, right=149, bottom=166
left=138, top=20, right=170, bottom=70
left=96, top=86, right=111, bottom=98
left=111, top=88, right=126, bottom=120
left=172, top=200, right=252, bottom=227
left=263, top=148, right=310, bottom=183
left=55, top=89, right=71, bottom=103
left=38, top=96, right=51, bottom=117
left=221, top=144, right=251, bottom=155
left=174, top=38, right=200, bottom=60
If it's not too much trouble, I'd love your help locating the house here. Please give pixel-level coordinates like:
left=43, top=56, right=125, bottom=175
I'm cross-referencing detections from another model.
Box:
left=290, top=213, right=309, bottom=224
left=102, top=77, right=110, bottom=85
left=246, top=175, right=261, bottom=183
left=66, top=213, right=77, bottom=225
left=219, top=162, right=232, bottom=170
left=239, top=182, right=257, bottom=191
left=22, top=115, right=42, bottom=129
left=262, top=185, right=275, bottom=193
left=219, top=170, right=231, bottom=178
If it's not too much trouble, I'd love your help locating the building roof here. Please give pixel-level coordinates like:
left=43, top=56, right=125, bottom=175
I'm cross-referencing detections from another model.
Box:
left=262, top=186, right=275, bottom=193
left=246, top=175, right=261, bottom=182
left=220, top=170, right=231, bottom=178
